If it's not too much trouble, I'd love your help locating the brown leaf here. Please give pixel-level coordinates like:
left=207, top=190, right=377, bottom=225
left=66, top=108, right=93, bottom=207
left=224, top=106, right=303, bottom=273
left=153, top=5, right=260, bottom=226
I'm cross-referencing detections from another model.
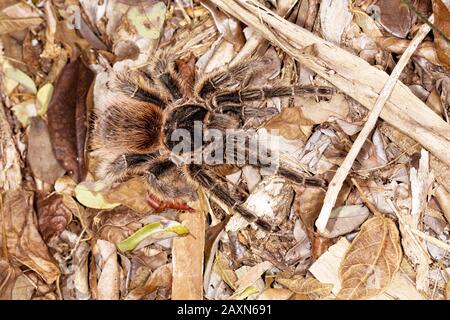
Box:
left=104, top=177, right=153, bottom=214
left=0, top=12, right=42, bottom=35
left=433, top=0, right=450, bottom=68
left=370, top=0, right=412, bottom=38
left=28, top=117, right=65, bottom=184
left=277, top=275, right=333, bottom=300
left=338, top=216, right=402, bottom=299
left=36, top=194, right=72, bottom=243
left=0, top=258, right=21, bottom=299
left=0, top=191, right=60, bottom=284
left=47, top=59, right=94, bottom=183
left=125, top=264, right=172, bottom=300
left=265, top=107, right=314, bottom=140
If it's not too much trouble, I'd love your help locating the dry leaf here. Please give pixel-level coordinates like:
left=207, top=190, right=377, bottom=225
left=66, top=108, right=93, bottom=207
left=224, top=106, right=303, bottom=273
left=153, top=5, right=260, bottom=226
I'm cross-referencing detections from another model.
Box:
left=125, top=264, right=172, bottom=300
left=338, top=216, right=402, bottom=299
left=93, top=240, right=120, bottom=300
left=213, top=251, right=238, bottom=290
left=433, top=0, right=450, bottom=68
left=257, top=288, right=293, bottom=300
left=0, top=13, right=42, bottom=35
left=230, top=261, right=272, bottom=299
left=321, top=205, right=370, bottom=238
left=48, top=59, right=94, bottom=183
left=127, top=2, right=167, bottom=39
left=369, top=0, right=413, bottom=38
left=0, top=191, right=60, bottom=284
left=0, top=258, right=21, bottom=299
left=28, top=117, right=65, bottom=184
left=36, top=194, right=72, bottom=243
left=104, top=177, right=153, bottom=213
left=277, top=275, right=333, bottom=300
left=265, top=107, right=314, bottom=140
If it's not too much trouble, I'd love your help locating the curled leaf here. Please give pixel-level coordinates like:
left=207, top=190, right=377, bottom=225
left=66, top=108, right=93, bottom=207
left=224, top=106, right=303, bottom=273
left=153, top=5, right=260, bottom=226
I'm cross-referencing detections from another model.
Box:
left=338, top=216, right=402, bottom=300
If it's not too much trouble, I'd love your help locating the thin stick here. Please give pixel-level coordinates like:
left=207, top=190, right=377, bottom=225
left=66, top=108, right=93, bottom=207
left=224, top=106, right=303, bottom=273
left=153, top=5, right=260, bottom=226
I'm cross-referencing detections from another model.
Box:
left=350, top=178, right=382, bottom=217
left=315, top=19, right=433, bottom=232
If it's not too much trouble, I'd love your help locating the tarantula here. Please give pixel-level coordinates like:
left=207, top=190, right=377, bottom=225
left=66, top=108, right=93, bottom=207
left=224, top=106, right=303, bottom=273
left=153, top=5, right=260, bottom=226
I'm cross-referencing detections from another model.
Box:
left=91, top=52, right=334, bottom=231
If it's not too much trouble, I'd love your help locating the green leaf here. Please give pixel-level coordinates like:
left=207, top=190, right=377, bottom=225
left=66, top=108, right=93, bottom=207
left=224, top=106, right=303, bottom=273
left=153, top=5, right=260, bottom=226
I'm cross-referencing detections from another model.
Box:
left=36, top=83, right=54, bottom=116
left=4, top=67, right=37, bottom=93
left=117, top=220, right=189, bottom=252
left=74, top=181, right=120, bottom=210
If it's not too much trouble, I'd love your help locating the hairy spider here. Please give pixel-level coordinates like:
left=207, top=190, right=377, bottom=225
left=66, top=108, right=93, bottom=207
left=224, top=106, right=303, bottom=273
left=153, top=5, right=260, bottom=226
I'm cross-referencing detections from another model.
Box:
left=91, top=52, right=334, bottom=231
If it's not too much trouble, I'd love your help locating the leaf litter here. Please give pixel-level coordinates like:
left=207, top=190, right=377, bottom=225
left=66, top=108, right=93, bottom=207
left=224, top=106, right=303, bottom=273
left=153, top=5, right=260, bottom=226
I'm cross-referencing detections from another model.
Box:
left=0, top=0, right=449, bottom=300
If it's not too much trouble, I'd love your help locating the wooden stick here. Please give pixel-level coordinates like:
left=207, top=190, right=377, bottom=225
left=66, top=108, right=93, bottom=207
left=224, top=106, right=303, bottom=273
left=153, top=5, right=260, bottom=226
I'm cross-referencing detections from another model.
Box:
left=316, top=20, right=433, bottom=232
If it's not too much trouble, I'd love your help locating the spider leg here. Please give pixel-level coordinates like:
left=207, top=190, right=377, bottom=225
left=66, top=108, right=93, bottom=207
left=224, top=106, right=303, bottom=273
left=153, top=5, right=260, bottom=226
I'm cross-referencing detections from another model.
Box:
left=110, top=72, right=168, bottom=108
left=223, top=142, right=328, bottom=188
left=186, top=163, right=277, bottom=231
left=99, top=153, right=194, bottom=211
left=195, top=58, right=269, bottom=99
left=216, top=104, right=279, bottom=122
left=98, top=152, right=161, bottom=183
left=276, top=165, right=327, bottom=188
left=212, top=85, right=335, bottom=107
left=152, top=52, right=184, bottom=101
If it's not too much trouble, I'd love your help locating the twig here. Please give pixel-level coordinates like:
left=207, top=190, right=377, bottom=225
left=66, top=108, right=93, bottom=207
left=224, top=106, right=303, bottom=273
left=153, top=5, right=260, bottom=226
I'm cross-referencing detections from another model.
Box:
left=315, top=19, right=433, bottom=232
left=350, top=178, right=382, bottom=217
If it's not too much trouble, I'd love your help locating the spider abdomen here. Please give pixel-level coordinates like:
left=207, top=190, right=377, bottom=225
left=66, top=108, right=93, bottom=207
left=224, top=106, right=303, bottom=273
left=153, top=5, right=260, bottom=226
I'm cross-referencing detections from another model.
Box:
left=93, top=97, right=163, bottom=154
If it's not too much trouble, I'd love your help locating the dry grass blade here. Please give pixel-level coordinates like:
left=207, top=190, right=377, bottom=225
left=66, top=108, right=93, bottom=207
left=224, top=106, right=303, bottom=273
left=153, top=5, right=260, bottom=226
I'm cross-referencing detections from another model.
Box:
left=338, top=216, right=402, bottom=300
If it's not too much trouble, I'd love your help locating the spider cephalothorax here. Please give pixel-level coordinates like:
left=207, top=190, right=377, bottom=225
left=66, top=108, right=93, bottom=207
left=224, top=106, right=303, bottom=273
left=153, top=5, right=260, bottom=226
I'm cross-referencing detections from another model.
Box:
left=91, top=52, right=334, bottom=231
